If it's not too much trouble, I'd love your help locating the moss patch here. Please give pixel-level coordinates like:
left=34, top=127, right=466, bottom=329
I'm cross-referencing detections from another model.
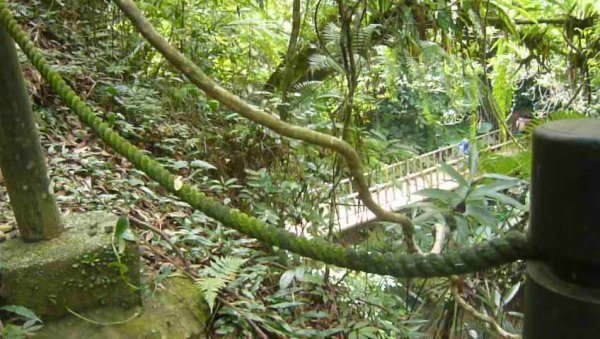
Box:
left=0, top=211, right=141, bottom=318
left=37, top=277, right=209, bottom=338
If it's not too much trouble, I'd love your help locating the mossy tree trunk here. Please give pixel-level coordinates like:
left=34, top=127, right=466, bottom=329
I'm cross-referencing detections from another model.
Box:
left=0, top=23, right=63, bottom=241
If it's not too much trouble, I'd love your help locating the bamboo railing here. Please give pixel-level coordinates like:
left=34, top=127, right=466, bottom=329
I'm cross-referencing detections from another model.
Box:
left=320, top=130, right=512, bottom=230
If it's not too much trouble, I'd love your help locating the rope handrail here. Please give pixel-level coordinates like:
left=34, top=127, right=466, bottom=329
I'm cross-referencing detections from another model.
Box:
left=0, top=2, right=539, bottom=278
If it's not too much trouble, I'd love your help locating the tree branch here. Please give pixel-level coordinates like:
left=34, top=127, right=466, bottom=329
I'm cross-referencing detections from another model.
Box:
left=129, top=214, right=192, bottom=272
left=284, top=0, right=301, bottom=78
left=278, top=0, right=302, bottom=120
left=450, top=275, right=522, bottom=339
left=428, top=223, right=445, bottom=254
left=489, top=17, right=566, bottom=26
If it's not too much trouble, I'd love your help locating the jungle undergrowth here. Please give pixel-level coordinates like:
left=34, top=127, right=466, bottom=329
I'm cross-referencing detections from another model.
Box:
left=0, top=0, right=544, bottom=337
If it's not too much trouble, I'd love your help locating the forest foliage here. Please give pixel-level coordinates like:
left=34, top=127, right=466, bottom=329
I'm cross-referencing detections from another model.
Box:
left=1, top=0, right=599, bottom=337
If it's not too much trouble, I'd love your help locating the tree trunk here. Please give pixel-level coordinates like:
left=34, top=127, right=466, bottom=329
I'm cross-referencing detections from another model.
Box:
left=0, top=23, right=63, bottom=241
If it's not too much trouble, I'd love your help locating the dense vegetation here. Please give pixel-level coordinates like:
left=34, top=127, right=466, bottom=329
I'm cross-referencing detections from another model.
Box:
left=0, top=0, right=598, bottom=337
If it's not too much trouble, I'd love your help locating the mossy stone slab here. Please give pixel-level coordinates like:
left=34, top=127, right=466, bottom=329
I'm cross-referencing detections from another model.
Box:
left=37, top=277, right=209, bottom=338
left=0, top=211, right=141, bottom=318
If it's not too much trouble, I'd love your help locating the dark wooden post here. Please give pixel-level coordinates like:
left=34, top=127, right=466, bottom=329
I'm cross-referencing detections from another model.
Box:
left=0, top=23, right=63, bottom=241
left=524, top=119, right=600, bottom=338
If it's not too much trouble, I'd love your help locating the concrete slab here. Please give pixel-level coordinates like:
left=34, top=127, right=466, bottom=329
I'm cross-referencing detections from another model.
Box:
left=36, top=277, right=208, bottom=339
left=0, top=211, right=141, bottom=318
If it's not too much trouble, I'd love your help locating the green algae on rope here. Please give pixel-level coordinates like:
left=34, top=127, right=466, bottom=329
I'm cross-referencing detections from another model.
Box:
left=0, top=1, right=537, bottom=278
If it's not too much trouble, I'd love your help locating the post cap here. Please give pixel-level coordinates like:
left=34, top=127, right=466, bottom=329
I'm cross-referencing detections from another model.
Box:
left=530, top=119, right=600, bottom=264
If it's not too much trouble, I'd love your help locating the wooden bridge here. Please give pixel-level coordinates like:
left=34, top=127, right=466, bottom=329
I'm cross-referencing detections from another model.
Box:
left=304, top=130, right=512, bottom=236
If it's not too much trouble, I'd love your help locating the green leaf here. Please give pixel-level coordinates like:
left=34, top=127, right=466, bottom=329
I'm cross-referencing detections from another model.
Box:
left=455, top=216, right=469, bottom=244
left=242, top=311, right=266, bottom=323
left=3, top=324, right=28, bottom=339
left=353, top=321, right=371, bottom=329
left=120, top=228, right=137, bottom=242
left=118, top=238, right=126, bottom=255
left=114, top=216, right=130, bottom=240
left=294, top=266, right=305, bottom=280
left=437, top=8, right=454, bottom=30
left=320, top=327, right=344, bottom=336
left=198, top=277, right=226, bottom=312
left=465, top=204, right=498, bottom=227
left=23, top=324, right=43, bottom=333
left=208, top=100, right=219, bottom=111
left=119, top=263, right=130, bottom=275
left=487, top=2, right=517, bottom=36
left=190, top=160, right=217, bottom=170
left=279, top=270, right=295, bottom=289
left=412, top=209, right=443, bottom=225
left=114, top=217, right=135, bottom=255
left=477, top=122, right=493, bottom=133
left=197, top=256, right=246, bottom=312
left=473, top=179, right=521, bottom=194
left=301, top=311, right=329, bottom=319
left=482, top=173, right=520, bottom=181
left=106, top=112, right=117, bottom=127
left=268, top=301, right=304, bottom=309
left=404, top=201, right=439, bottom=210
left=503, top=282, right=522, bottom=306
left=485, top=191, right=526, bottom=210
left=415, top=188, right=462, bottom=203
left=468, top=8, right=483, bottom=35
left=439, top=162, right=468, bottom=188
left=173, top=160, right=188, bottom=170
left=0, top=305, right=42, bottom=323
left=358, top=326, right=379, bottom=338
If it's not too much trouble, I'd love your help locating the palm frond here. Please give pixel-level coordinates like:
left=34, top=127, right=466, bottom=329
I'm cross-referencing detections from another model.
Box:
left=352, top=24, right=382, bottom=54
left=322, top=22, right=341, bottom=46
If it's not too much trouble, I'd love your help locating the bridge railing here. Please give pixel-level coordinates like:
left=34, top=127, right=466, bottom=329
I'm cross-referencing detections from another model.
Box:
left=323, top=130, right=503, bottom=195
left=322, top=129, right=510, bottom=228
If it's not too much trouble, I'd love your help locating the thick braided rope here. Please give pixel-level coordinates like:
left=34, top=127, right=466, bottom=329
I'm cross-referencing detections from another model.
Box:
left=0, top=3, right=538, bottom=278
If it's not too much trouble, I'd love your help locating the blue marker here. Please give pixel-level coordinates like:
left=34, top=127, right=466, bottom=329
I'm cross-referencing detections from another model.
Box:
left=459, top=139, right=470, bottom=155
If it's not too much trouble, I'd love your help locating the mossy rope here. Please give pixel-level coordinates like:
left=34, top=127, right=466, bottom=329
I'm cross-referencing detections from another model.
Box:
left=0, top=2, right=538, bottom=278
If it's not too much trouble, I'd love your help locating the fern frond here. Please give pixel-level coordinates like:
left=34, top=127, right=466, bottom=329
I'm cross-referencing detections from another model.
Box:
left=467, top=8, right=483, bottom=35
left=353, top=24, right=381, bottom=54
left=291, top=80, right=323, bottom=93
left=196, top=256, right=247, bottom=312
left=212, top=256, right=246, bottom=278
left=308, top=53, right=344, bottom=74
left=322, top=22, right=341, bottom=45
left=197, top=277, right=227, bottom=312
